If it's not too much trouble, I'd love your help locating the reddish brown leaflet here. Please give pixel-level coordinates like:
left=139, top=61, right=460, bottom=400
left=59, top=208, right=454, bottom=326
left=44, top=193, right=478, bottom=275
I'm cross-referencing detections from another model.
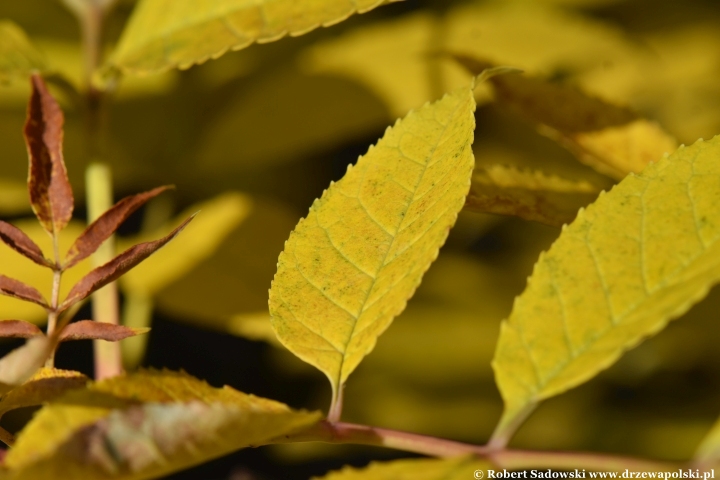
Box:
left=24, top=74, right=74, bottom=236
left=64, top=186, right=172, bottom=269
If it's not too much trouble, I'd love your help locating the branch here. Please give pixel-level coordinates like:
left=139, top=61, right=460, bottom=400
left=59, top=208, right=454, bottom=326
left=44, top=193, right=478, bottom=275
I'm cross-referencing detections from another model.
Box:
left=277, top=420, right=682, bottom=471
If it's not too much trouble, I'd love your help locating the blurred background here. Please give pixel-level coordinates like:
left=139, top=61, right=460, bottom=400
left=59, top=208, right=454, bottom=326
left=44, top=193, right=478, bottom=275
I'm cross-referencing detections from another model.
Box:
left=2, top=0, right=720, bottom=478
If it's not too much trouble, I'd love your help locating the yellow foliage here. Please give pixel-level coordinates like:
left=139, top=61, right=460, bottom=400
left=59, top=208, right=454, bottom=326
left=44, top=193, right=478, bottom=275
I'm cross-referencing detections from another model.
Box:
left=0, top=21, right=45, bottom=85
left=493, top=136, right=720, bottom=438
left=314, top=456, right=491, bottom=480
left=269, top=82, right=476, bottom=407
left=5, top=370, right=320, bottom=479
left=108, top=0, right=401, bottom=75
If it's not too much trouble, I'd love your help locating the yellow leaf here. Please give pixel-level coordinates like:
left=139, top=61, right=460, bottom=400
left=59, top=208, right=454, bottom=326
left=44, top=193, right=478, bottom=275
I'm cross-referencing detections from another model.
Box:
left=269, top=83, right=476, bottom=410
left=107, top=0, right=401, bottom=75
left=695, top=417, right=720, bottom=466
left=493, top=136, right=720, bottom=440
left=0, top=368, right=87, bottom=418
left=314, top=457, right=490, bottom=480
left=228, top=311, right=282, bottom=346
left=302, top=2, right=643, bottom=117
left=0, top=21, right=46, bottom=85
left=119, top=192, right=252, bottom=296
left=466, top=165, right=602, bottom=227
left=453, top=55, right=677, bottom=180
left=0, top=337, right=54, bottom=395
left=6, top=370, right=320, bottom=479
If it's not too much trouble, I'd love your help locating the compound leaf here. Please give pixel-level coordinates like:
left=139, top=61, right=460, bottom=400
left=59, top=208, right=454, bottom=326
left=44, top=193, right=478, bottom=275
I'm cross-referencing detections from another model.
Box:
left=0, top=220, right=53, bottom=268
left=314, top=457, right=490, bottom=480
left=269, top=83, right=476, bottom=407
left=5, top=370, right=320, bottom=479
left=493, top=136, right=720, bottom=439
left=108, top=0, right=401, bottom=76
left=465, top=165, right=601, bottom=227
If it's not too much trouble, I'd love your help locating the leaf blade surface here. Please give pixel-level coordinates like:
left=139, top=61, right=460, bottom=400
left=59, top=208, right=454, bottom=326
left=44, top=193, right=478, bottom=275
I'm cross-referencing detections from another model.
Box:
left=493, top=136, right=720, bottom=433
left=109, top=0, right=401, bottom=75
left=269, top=84, right=476, bottom=400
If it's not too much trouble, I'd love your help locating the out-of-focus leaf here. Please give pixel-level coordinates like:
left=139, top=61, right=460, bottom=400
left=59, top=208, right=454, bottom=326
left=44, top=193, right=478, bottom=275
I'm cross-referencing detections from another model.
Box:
left=58, top=321, right=149, bottom=342
left=64, top=186, right=171, bottom=269
left=60, top=216, right=194, bottom=312
left=0, top=368, right=87, bottom=418
left=0, top=220, right=90, bottom=324
left=314, top=457, right=490, bottom=480
left=227, top=312, right=280, bottom=346
left=695, top=414, right=720, bottom=466
left=302, top=2, right=644, bottom=117
left=119, top=192, right=250, bottom=296
left=0, top=275, right=47, bottom=308
left=466, top=165, right=601, bottom=227
left=0, top=21, right=46, bottom=84
left=0, top=336, right=53, bottom=395
left=299, top=12, right=470, bottom=117
left=454, top=55, right=677, bottom=180
left=107, top=0, right=401, bottom=75
left=5, top=370, right=321, bottom=479
left=493, top=136, right=720, bottom=439
left=269, top=83, right=476, bottom=407
left=154, top=200, right=299, bottom=326
left=24, top=74, right=73, bottom=236
left=0, top=320, right=42, bottom=339
left=0, top=220, right=53, bottom=268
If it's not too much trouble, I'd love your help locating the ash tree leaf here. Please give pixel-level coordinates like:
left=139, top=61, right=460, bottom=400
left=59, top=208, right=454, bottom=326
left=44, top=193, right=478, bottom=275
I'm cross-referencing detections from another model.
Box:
left=5, top=370, right=321, bottom=479
left=0, top=21, right=46, bottom=84
left=453, top=54, right=677, bottom=180
left=269, top=82, right=477, bottom=410
left=58, top=321, right=149, bottom=342
left=314, top=457, right=490, bottom=480
left=0, top=368, right=88, bottom=419
left=0, top=275, right=48, bottom=308
left=64, top=186, right=172, bottom=269
left=108, top=0, right=402, bottom=76
left=492, top=136, right=720, bottom=441
left=0, top=336, right=54, bottom=395
left=0, top=320, right=43, bottom=339
left=0, top=221, right=53, bottom=268
left=24, top=74, right=74, bottom=236
left=59, top=215, right=195, bottom=312
left=465, top=165, right=602, bottom=227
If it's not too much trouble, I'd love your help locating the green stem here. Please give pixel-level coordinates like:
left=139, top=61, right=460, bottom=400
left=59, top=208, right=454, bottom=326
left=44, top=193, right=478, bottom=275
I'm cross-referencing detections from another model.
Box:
left=86, top=163, right=122, bottom=380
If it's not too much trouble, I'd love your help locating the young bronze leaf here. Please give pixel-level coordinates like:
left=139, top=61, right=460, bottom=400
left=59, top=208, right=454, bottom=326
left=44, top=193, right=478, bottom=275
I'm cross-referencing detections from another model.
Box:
left=0, top=368, right=88, bottom=419
left=0, top=274, right=48, bottom=308
left=108, top=0, right=402, bottom=76
left=465, top=165, right=602, bottom=227
left=453, top=54, right=677, bottom=180
left=58, top=321, right=149, bottom=342
left=493, top=136, right=720, bottom=440
left=25, top=74, right=74, bottom=235
left=0, top=220, right=53, bottom=268
left=269, top=83, right=476, bottom=407
left=59, top=215, right=194, bottom=312
left=6, top=370, right=321, bottom=479
left=64, top=186, right=172, bottom=269
left=0, top=320, right=43, bottom=339
left=314, top=457, right=490, bottom=480
left=0, top=21, right=46, bottom=84
left=0, top=336, right=53, bottom=395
